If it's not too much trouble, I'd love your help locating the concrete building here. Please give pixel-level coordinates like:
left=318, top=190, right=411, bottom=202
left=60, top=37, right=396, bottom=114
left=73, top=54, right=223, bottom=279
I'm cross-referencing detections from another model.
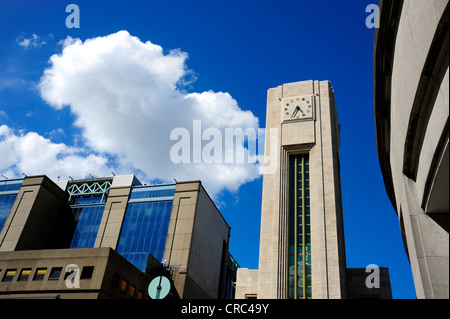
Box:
left=0, top=248, right=152, bottom=299
left=235, top=80, right=392, bottom=299
left=374, top=0, right=449, bottom=298
left=0, top=175, right=237, bottom=299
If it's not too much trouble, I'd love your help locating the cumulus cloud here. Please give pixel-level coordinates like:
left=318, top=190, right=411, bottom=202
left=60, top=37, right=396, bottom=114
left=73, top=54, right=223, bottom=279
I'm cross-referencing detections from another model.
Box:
left=37, top=30, right=262, bottom=196
left=0, top=125, right=110, bottom=180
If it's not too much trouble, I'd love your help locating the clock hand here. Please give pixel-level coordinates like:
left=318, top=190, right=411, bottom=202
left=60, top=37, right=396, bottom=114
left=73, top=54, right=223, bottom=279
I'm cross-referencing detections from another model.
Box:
left=291, top=105, right=304, bottom=118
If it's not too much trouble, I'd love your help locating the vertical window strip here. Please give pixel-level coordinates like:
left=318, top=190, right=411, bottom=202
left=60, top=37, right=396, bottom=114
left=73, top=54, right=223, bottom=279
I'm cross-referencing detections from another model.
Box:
left=288, top=153, right=312, bottom=299
left=116, top=200, right=173, bottom=271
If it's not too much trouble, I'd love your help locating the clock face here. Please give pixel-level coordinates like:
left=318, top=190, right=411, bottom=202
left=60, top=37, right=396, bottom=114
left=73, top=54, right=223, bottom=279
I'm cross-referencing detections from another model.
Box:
left=282, top=95, right=315, bottom=122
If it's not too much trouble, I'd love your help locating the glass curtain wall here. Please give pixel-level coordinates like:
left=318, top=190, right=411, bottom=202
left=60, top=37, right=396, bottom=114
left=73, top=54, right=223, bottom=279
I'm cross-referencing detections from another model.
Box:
left=68, top=180, right=111, bottom=248
left=288, top=154, right=312, bottom=299
left=0, top=179, right=24, bottom=231
left=116, top=184, right=175, bottom=272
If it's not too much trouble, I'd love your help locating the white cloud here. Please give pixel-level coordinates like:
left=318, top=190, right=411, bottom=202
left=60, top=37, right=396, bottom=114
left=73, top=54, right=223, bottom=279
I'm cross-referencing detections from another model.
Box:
left=0, top=125, right=111, bottom=180
left=37, top=30, right=262, bottom=196
left=47, top=128, right=65, bottom=141
left=16, top=34, right=46, bottom=48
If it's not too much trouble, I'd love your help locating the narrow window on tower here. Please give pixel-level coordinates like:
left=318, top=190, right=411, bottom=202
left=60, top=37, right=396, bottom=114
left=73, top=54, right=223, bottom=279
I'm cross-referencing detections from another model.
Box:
left=288, top=154, right=312, bottom=299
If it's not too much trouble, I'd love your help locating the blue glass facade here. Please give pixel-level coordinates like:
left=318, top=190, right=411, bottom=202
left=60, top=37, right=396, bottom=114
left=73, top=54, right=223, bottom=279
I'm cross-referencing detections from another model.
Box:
left=67, top=181, right=111, bottom=249
left=64, top=181, right=175, bottom=272
left=0, top=179, right=23, bottom=232
left=116, top=184, right=175, bottom=272
left=0, top=178, right=178, bottom=273
left=70, top=204, right=105, bottom=248
left=0, top=179, right=23, bottom=193
left=128, top=185, right=176, bottom=202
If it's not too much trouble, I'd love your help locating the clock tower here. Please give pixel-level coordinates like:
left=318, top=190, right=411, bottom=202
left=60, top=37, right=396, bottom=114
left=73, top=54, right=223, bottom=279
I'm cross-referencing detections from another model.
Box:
left=236, top=80, right=348, bottom=299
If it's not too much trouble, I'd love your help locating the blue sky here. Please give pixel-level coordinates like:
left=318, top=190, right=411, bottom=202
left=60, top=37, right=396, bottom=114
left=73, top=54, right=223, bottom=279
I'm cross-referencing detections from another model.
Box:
left=0, top=0, right=415, bottom=298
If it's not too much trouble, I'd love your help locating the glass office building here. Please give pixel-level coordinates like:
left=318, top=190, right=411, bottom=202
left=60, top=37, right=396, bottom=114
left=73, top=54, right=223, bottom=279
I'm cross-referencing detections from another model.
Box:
left=0, top=174, right=236, bottom=299
left=64, top=179, right=176, bottom=272
left=0, top=179, right=23, bottom=232
left=116, top=184, right=176, bottom=271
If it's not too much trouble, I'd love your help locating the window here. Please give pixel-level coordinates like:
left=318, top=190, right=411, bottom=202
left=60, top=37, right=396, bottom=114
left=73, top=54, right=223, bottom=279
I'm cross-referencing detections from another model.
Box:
left=2, top=269, right=16, bottom=282
left=18, top=269, right=32, bottom=281
left=120, top=279, right=128, bottom=292
left=116, top=200, right=173, bottom=271
left=0, top=194, right=20, bottom=231
left=33, top=268, right=47, bottom=281
left=81, top=266, right=94, bottom=280
left=63, top=266, right=79, bottom=281
left=111, top=272, right=120, bottom=288
left=0, top=179, right=23, bottom=193
left=0, top=179, right=23, bottom=231
left=129, top=285, right=136, bottom=298
left=136, top=291, right=143, bottom=299
left=70, top=205, right=105, bottom=248
left=288, top=154, right=312, bottom=299
left=48, top=267, right=63, bottom=280
left=128, top=184, right=176, bottom=202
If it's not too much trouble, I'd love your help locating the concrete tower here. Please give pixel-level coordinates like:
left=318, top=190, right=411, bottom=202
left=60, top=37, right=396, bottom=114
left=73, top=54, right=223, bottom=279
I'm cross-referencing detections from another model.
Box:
left=236, top=80, right=347, bottom=299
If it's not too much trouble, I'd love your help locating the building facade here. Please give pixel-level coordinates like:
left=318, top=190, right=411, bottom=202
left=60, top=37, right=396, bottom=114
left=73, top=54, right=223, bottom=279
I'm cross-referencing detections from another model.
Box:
left=374, top=0, right=449, bottom=298
left=237, top=80, right=351, bottom=299
left=0, top=175, right=236, bottom=299
left=0, top=247, right=152, bottom=299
